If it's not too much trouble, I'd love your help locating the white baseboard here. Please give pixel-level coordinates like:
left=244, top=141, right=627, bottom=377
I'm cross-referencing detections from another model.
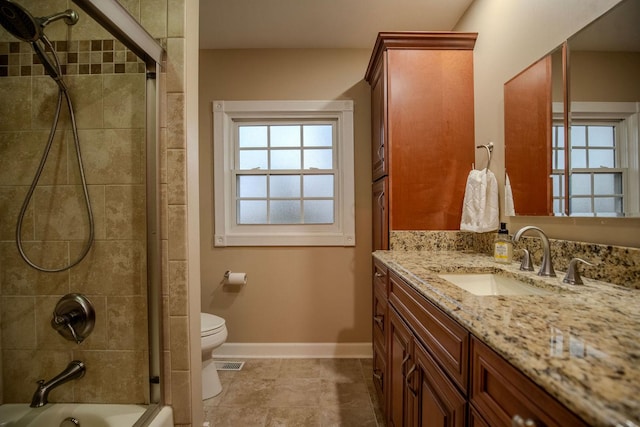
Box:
left=212, top=342, right=373, bottom=359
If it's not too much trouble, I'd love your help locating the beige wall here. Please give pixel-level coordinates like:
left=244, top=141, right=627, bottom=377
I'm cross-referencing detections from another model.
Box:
left=198, top=49, right=373, bottom=343
left=456, top=0, right=640, bottom=247
left=571, top=51, right=640, bottom=102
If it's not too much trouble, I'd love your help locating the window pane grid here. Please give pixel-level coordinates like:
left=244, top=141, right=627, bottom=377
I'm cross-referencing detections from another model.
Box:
left=553, top=122, right=623, bottom=216
left=235, top=121, right=336, bottom=225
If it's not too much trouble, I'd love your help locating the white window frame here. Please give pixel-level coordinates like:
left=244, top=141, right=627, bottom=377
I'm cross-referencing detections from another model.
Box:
left=213, top=100, right=355, bottom=247
left=569, top=102, right=640, bottom=217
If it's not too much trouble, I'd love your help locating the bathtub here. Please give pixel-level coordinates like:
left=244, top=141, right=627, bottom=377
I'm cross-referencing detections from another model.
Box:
left=0, top=403, right=173, bottom=427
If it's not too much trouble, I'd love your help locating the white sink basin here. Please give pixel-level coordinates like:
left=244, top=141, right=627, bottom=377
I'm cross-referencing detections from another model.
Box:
left=438, top=273, right=552, bottom=296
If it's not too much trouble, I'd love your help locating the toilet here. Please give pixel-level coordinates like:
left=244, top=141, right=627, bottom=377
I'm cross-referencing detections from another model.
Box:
left=200, top=312, right=228, bottom=399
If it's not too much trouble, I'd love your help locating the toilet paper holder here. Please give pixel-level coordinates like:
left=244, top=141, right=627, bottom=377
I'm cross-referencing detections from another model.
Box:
left=223, top=271, right=247, bottom=285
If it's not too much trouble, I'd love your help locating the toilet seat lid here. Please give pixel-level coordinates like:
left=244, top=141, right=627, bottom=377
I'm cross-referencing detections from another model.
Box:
left=201, top=313, right=225, bottom=335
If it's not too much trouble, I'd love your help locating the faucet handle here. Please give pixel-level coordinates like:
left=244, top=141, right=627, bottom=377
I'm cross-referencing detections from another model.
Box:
left=562, top=258, right=595, bottom=285
left=519, top=248, right=534, bottom=271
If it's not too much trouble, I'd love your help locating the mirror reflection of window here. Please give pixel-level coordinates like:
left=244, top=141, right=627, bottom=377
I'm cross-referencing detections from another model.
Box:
left=553, top=120, right=630, bottom=217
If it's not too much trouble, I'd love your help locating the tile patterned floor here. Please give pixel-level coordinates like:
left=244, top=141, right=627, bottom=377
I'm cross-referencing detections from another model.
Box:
left=203, top=358, right=386, bottom=427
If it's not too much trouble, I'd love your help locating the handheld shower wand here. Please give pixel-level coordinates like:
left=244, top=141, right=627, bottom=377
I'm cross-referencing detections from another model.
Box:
left=1, top=1, right=94, bottom=273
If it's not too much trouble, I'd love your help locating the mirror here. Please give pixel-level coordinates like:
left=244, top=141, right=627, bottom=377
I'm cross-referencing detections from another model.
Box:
left=505, top=0, right=640, bottom=217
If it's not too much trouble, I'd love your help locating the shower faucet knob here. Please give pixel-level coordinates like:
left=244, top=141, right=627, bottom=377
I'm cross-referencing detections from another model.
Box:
left=51, top=294, right=95, bottom=344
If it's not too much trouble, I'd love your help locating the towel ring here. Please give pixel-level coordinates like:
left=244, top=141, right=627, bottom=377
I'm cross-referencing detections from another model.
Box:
left=476, top=142, right=493, bottom=171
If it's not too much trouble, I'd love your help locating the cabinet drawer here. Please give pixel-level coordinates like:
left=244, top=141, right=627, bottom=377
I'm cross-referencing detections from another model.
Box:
left=373, top=285, right=387, bottom=349
left=470, top=337, right=587, bottom=427
left=388, top=270, right=469, bottom=393
left=373, top=258, right=388, bottom=296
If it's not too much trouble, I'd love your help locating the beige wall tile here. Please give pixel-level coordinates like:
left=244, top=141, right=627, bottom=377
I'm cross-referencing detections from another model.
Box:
left=0, top=242, right=70, bottom=293
left=31, top=76, right=63, bottom=130
left=105, top=185, right=146, bottom=240
left=160, top=183, right=169, bottom=239
left=162, top=240, right=169, bottom=296
left=118, top=0, right=141, bottom=19
left=167, top=0, right=185, bottom=38
left=171, top=370, right=192, bottom=424
left=141, top=0, right=168, bottom=39
left=162, top=295, right=171, bottom=351
left=163, top=350, right=172, bottom=403
left=107, top=295, right=148, bottom=350
left=71, top=10, right=110, bottom=41
left=69, top=240, right=145, bottom=296
left=1, top=296, right=36, bottom=349
left=169, top=316, right=190, bottom=370
left=0, top=131, right=67, bottom=186
left=0, top=78, right=31, bottom=131
left=72, top=349, right=147, bottom=403
left=75, top=129, right=145, bottom=184
left=160, top=127, right=168, bottom=184
left=33, top=185, right=98, bottom=241
left=88, top=185, right=107, bottom=241
left=0, top=187, right=33, bottom=241
left=103, top=74, right=146, bottom=129
left=168, top=205, right=187, bottom=260
left=169, top=261, right=188, bottom=316
left=166, top=93, right=185, bottom=148
left=66, top=75, right=105, bottom=130
left=165, top=38, right=185, bottom=93
left=167, top=149, right=186, bottom=204
left=2, top=349, right=72, bottom=403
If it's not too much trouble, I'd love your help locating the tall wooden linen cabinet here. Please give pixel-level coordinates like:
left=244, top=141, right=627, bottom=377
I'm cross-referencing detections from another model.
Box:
left=366, top=32, right=477, bottom=426
left=366, top=32, right=477, bottom=251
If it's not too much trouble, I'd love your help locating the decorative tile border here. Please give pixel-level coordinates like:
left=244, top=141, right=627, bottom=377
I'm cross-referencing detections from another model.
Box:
left=0, top=39, right=146, bottom=77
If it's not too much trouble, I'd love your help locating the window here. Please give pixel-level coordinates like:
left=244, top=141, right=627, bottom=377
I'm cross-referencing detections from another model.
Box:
left=551, top=102, right=640, bottom=217
left=213, top=100, right=355, bottom=246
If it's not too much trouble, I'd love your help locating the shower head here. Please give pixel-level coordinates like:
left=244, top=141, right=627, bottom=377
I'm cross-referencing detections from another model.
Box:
left=0, top=0, right=78, bottom=86
left=0, top=0, right=41, bottom=42
left=0, top=0, right=79, bottom=42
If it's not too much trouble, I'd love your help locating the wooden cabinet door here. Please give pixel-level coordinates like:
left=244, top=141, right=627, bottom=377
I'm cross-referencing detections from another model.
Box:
left=372, top=178, right=389, bottom=250
left=371, top=58, right=387, bottom=181
left=386, top=48, right=475, bottom=231
left=388, top=307, right=413, bottom=427
left=411, top=342, right=466, bottom=427
left=504, top=54, right=554, bottom=215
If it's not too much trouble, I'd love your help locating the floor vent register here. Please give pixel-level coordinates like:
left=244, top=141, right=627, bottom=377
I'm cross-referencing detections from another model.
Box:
left=215, top=361, right=245, bottom=371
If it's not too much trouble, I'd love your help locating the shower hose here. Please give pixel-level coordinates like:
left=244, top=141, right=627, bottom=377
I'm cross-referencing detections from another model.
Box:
left=15, top=35, right=94, bottom=273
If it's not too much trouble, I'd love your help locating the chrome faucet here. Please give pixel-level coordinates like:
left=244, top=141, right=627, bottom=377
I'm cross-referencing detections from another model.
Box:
left=513, top=226, right=556, bottom=277
left=30, top=360, right=85, bottom=407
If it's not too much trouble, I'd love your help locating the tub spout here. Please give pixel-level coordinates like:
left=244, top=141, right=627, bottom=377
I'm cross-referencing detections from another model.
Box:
left=30, top=360, right=85, bottom=408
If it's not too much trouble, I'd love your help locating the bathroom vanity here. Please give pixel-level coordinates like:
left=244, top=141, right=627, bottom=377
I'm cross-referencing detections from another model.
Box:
left=372, top=250, right=640, bottom=427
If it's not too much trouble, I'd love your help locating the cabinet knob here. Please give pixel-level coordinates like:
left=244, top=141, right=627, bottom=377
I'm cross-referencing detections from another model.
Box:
left=375, top=272, right=384, bottom=278
left=512, top=415, right=537, bottom=427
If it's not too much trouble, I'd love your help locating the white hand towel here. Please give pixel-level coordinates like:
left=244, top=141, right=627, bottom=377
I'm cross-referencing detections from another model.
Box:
left=504, top=172, right=516, bottom=217
left=460, top=169, right=499, bottom=233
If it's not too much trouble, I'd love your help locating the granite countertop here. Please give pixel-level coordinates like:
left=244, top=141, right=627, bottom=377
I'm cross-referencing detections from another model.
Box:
left=373, top=250, right=640, bottom=427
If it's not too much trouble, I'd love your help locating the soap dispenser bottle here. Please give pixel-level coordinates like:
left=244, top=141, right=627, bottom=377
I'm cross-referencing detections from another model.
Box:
left=494, top=222, right=513, bottom=264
